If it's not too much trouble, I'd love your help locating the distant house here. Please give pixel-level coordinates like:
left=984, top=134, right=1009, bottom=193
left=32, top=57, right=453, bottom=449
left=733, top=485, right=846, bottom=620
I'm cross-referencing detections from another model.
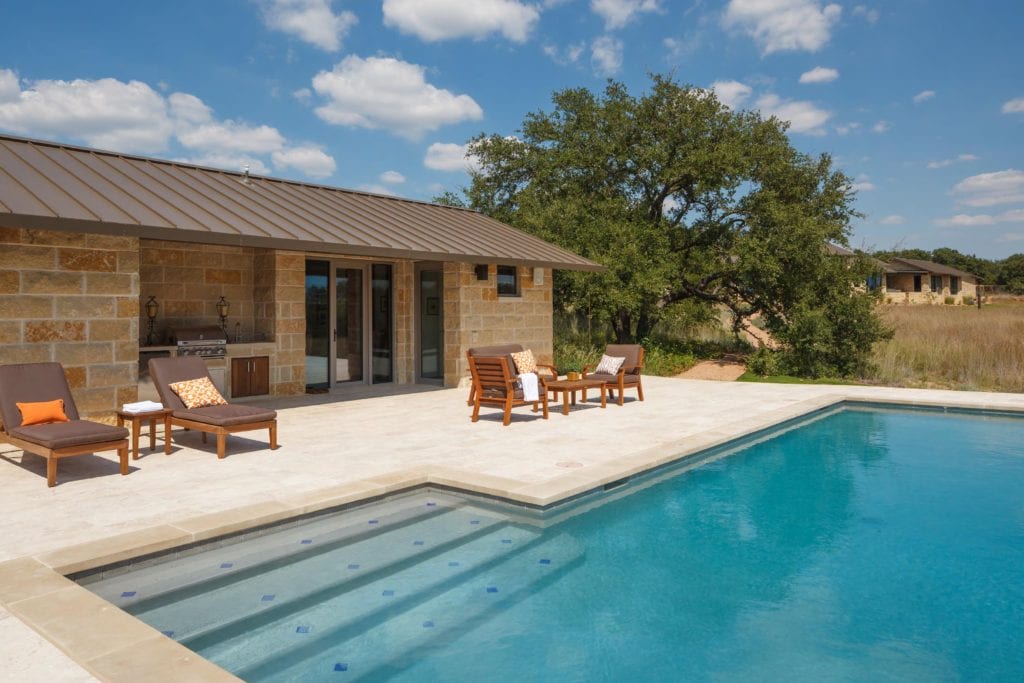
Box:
left=877, top=258, right=979, bottom=304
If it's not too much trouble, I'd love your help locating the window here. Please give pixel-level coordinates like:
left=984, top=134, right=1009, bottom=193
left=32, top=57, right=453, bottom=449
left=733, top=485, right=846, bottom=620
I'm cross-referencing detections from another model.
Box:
left=950, top=276, right=961, bottom=295
left=866, top=274, right=883, bottom=291
left=913, top=275, right=922, bottom=292
left=496, top=265, right=519, bottom=297
left=930, top=275, right=943, bottom=293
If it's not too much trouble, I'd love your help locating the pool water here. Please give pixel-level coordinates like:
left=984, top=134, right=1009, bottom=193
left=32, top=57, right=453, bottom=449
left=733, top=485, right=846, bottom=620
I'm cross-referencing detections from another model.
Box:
left=80, top=406, right=1024, bottom=681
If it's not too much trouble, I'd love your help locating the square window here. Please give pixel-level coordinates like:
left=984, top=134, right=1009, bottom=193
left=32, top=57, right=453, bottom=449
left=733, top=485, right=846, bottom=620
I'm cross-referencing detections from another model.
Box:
left=496, top=265, right=519, bottom=297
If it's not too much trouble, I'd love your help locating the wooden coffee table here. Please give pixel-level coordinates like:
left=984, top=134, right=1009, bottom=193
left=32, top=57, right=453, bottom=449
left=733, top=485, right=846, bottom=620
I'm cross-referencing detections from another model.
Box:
left=115, top=408, right=173, bottom=460
left=546, top=378, right=607, bottom=415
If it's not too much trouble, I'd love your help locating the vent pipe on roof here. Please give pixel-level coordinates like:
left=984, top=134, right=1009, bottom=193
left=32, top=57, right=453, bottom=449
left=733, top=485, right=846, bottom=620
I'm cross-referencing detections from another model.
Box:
left=241, top=164, right=251, bottom=185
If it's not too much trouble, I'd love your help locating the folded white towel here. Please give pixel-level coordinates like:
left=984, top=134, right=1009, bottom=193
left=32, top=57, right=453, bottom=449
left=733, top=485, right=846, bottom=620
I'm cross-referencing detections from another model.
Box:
left=122, top=400, right=165, bottom=413
left=519, top=372, right=539, bottom=402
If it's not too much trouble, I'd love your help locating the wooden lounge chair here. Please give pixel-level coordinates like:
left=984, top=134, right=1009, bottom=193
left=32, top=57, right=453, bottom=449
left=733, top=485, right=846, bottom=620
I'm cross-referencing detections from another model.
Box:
left=149, top=356, right=277, bottom=459
left=465, top=344, right=557, bottom=405
left=583, top=344, right=645, bottom=406
left=468, top=355, right=549, bottom=426
left=0, top=362, right=129, bottom=487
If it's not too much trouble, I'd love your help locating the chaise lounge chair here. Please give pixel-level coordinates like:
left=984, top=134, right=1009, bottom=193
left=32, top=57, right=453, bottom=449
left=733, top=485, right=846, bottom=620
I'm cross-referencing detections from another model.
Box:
left=149, top=356, right=278, bottom=459
left=0, top=362, right=129, bottom=487
left=468, top=355, right=549, bottom=426
left=583, top=344, right=645, bottom=406
left=465, top=344, right=558, bottom=405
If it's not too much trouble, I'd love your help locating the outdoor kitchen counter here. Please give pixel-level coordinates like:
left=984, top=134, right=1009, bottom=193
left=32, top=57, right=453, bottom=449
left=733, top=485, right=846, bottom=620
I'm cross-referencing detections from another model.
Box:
left=139, top=342, right=276, bottom=355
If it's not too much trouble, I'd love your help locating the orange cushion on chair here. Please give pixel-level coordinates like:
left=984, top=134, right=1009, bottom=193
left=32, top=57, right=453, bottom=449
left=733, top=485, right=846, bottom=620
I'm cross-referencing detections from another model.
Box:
left=16, top=399, right=70, bottom=426
left=169, top=376, right=227, bottom=409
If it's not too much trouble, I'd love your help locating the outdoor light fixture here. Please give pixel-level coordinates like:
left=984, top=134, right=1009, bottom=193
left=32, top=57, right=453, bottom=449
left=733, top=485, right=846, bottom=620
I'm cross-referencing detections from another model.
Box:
left=216, top=296, right=230, bottom=334
left=533, top=267, right=544, bottom=285
left=145, top=296, right=159, bottom=346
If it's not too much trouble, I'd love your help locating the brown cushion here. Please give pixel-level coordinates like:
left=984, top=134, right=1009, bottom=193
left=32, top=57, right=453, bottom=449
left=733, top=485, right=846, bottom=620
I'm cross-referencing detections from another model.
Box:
left=0, top=363, right=81, bottom=428
left=605, top=344, right=643, bottom=372
left=9, top=420, right=128, bottom=449
left=586, top=372, right=641, bottom=385
left=481, top=387, right=525, bottom=400
left=174, top=404, right=277, bottom=427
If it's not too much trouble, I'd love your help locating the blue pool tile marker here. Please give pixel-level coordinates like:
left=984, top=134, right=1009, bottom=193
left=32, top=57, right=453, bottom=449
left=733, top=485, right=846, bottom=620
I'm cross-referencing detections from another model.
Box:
left=300, top=539, right=313, bottom=545
left=120, top=591, right=136, bottom=598
left=539, top=559, right=551, bottom=565
left=470, top=520, right=480, bottom=525
left=501, top=539, right=512, bottom=544
left=413, top=540, right=424, bottom=545
left=422, top=620, right=434, bottom=628
left=426, top=501, right=436, bottom=507
left=486, top=586, right=498, bottom=593
left=334, top=663, right=349, bottom=672
left=448, top=561, right=460, bottom=567
left=161, top=630, right=174, bottom=637
left=220, top=562, right=233, bottom=569
left=382, top=589, right=395, bottom=597
left=368, top=519, right=378, bottom=525
left=347, top=563, right=360, bottom=570
left=296, top=626, right=310, bottom=634
left=261, top=594, right=275, bottom=602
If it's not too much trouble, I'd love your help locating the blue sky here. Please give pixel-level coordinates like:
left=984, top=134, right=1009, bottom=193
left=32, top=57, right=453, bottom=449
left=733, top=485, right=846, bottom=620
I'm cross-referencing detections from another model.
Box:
left=0, top=0, right=1021, bottom=258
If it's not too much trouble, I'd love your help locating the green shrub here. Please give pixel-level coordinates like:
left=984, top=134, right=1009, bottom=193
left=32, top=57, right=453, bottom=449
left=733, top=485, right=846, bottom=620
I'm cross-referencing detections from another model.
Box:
left=963, top=296, right=975, bottom=306
left=944, top=296, right=956, bottom=305
left=746, top=347, right=782, bottom=376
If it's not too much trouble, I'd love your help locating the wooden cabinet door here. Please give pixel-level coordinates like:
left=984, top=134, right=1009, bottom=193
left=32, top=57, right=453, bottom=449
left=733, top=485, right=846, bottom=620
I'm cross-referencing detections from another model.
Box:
left=251, top=356, right=270, bottom=396
left=230, top=356, right=271, bottom=398
left=231, top=357, right=251, bottom=398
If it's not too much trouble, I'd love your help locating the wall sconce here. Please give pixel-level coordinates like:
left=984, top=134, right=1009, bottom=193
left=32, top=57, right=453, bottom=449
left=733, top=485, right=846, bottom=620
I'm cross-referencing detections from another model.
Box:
left=474, top=264, right=489, bottom=281
left=145, top=296, right=159, bottom=346
left=533, top=267, right=544, bottom=285
left=216, top=296, right=230, bottom=334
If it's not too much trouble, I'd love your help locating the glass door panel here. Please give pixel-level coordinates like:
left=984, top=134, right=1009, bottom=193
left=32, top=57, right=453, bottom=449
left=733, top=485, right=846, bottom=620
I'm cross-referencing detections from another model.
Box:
left=372, top=264, right=393, bottom=383
left=335, top=267, right=363, bottom=383
left=419, top=268, right=443, bottom=381
left=304, top=260, right=330, bottom=389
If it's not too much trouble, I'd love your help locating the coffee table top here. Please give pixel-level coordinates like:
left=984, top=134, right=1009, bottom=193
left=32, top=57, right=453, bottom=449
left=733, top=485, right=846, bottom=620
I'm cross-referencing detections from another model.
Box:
left=116, top=407, right=172, bottom=418
left=546, top=378, right=606, bottom=390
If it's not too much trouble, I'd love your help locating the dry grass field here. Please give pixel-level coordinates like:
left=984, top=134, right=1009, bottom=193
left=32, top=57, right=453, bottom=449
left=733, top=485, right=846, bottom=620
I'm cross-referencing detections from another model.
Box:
left=867, top=301, right=1024, bottom=392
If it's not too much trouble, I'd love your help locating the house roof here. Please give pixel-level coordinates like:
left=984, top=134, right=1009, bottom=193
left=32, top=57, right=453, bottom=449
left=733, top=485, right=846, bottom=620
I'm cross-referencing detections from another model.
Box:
left=824, top=243, right=855, bottom=256
left=0, top=134, right=602, bottom=272
left=886, top=258, right=977, bottom=280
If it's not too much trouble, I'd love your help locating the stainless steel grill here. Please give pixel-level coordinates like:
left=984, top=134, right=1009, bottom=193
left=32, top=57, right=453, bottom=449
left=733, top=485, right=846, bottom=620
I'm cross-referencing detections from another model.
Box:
left=173, top=326, right=227, bottom=358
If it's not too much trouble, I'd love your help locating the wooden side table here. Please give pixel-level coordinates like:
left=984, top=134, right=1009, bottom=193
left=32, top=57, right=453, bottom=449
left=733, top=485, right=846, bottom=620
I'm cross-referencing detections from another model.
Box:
left=115, top=408, right=173, bottom=460
left=545, top=378, right=608, bottom=415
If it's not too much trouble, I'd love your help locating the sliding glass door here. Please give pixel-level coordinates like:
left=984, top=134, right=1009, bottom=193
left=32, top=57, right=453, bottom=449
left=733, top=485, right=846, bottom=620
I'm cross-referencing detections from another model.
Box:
left=417, top=265, right=444, bottom=383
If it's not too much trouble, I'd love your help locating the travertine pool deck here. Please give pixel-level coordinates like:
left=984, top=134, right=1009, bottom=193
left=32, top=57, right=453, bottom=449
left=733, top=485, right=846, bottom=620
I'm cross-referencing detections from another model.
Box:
left=2, top=376, right=1022, bottom=681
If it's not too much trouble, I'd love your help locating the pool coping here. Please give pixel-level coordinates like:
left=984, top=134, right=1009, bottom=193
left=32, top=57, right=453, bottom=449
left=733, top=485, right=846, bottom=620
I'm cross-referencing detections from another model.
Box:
left=2, top=392, right=1022, bottom=682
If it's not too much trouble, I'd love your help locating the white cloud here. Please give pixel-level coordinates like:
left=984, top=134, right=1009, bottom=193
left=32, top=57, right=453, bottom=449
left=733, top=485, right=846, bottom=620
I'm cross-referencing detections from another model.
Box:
left=872, top=120, right=890, bottom=133
left=997, top=232, right=1024, bottom=243
left=934, top=209, right=1024, bottom=228
left=591, top=0, right=661, bottom=30
left=0, top=69, right=19, bottom=103
left=834, top=121, right=860, bottom=135
left=912, top=89, right=935, bottom=104
left=271, top=146, right=336, bottom=178
left=424, top=142, right=480, bottom=172
left=1002, top=97, right=1024, bottom=114
left=357, top=183, right=399, bottom=196
left=591, top=36, right=624, bottom=75
left=755, top=93, right=830, bottom=135
left=927, top=153, right=978, bottom=170
left=382, top=0, right=539, bottom=42
left=180, top=153, right=272, bottom=175
left=312, top=56, right=483, bottom=139
left=293, top=87, right=312, bottom=103
left=379, top=170, right=406, bottom=184
left=852, top=5, right=879, bottom=23
left=722, top=0, right=841, bottom=55
left=799, top=66, right=838, bottom=84
left=879, top=214, right=905, bottom=225
left=952, top=169, right=1024, bottom=207
left=849, top=174, right=875, bottom=192
left=712, top=80, right=752, bottom=109
left=959, top=153, right=979, bottom=162
left=543, top=42, right=585, bottom=65
left=261, top=0, right=357, bottom=52
left=177, top=121, right=286, bottom=154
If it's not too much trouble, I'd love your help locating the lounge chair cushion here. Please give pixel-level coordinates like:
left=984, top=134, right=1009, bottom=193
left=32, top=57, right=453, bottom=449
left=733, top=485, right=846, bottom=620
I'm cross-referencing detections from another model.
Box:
left=8, top=420, right=129, bottom=450
left=586, top=372, right=641, bottom=386
left=169, top=377, right=228, bottom=409
left=604, top=344, right=643, bottom=371
left=594, top=354, right=626, bottom=375
left=511, top=349, right=537, bottom=374
left=174, top=404, right=277, bottom=427
left=16, top=399, right=70, bottom=426
left=480, top=387, right=525, bottom=400
left=0, top=362, right=81, bottom=427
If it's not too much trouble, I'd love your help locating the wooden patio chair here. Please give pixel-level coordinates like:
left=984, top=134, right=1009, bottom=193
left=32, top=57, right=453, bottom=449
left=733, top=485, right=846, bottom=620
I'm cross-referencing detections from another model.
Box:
left=149, top=356, right=277, bottom=459
left=583, top=344, right=645, bottom=406
left=465, top=344, right=557, bottom=406
left=0, top=362, right=129, bottom=487
left=468, top=355, right=549, bottom=426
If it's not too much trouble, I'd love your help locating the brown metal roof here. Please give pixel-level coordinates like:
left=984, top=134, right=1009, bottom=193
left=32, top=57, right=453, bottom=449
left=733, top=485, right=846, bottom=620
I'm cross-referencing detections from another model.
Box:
left=0, top=134, right=602, bottom=272
left=886, top=258, right=977, bottom=280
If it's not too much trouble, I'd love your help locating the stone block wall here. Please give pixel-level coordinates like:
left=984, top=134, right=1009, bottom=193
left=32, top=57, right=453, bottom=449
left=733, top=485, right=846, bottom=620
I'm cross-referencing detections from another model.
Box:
left=444, top=263, right=552, bottom=387
left=0, top=227, right=140, bottom=421
left=393, top=261, right=415, bottom=384
left=139, top=240, right=256, bottom=343
left=269, top=251, right=306, bottom=396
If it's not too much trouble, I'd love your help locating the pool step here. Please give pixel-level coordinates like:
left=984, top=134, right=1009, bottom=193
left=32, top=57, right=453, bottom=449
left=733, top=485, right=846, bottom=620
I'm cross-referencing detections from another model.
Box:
left=224, top=530, right=584, bottom=682
left=130, top=503, right=511, bottom=646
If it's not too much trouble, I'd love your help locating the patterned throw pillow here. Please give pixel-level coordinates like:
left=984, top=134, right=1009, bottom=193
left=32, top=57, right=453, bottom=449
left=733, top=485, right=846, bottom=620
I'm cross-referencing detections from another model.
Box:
left=594, top=354, right=626, bottom=375
left=511, top=349, right=537, bottom=374
left=169, top=376, right=227, bottom=409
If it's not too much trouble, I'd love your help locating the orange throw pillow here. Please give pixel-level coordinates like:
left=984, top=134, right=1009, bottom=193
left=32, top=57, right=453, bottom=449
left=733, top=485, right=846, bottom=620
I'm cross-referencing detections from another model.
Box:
left=16, top=399, right=70, bottom=426
left=169, top=377, right=227, bottom=409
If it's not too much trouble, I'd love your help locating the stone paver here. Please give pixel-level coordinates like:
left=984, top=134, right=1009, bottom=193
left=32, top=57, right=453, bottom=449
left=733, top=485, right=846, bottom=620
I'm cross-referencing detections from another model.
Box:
left=1, top=377, right=1021, bottom=681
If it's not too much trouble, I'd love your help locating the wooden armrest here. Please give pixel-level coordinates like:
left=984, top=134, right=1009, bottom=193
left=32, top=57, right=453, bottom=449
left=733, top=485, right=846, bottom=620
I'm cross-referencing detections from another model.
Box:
left=535, top=364, right=558, bottom=378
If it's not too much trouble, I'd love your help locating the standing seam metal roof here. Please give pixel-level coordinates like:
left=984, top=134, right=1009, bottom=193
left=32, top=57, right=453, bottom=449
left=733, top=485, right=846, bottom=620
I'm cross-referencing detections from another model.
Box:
left=0, top=134, right=602, bottom=271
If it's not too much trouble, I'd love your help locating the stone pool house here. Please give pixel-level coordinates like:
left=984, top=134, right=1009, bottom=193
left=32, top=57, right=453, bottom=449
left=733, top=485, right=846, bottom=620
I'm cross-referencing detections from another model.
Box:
left=0, top=134, right=600, bottom=421
left=827, top=244, right=980, bottom=304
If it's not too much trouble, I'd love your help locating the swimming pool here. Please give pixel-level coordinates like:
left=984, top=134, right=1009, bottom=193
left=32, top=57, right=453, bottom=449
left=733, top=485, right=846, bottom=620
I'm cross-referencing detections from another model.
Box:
left=78, top=405, right=1024, bottom=681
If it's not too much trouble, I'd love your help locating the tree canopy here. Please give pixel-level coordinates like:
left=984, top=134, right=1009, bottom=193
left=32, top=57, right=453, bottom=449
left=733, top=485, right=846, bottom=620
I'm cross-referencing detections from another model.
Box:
left=458, top=75, right=891, bottom=376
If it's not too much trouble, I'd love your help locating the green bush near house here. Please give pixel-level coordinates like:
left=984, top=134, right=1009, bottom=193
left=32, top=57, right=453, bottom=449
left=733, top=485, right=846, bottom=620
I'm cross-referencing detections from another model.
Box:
left=963, top=296, right=975, bottom=306
left=944, top=296, right=956, bottom=305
